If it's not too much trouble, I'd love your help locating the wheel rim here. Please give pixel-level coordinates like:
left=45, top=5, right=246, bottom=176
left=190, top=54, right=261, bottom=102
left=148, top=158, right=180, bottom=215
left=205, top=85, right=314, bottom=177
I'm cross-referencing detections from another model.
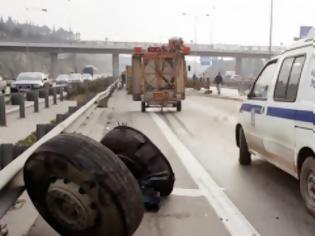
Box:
left=307, top=171, right=315, bottom=203
left=46, top=179, right=98, bottom=231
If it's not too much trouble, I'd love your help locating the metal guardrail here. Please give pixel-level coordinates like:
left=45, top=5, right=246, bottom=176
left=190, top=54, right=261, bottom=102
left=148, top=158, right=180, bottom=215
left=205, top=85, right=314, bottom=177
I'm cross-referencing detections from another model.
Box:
left=0, top=81, right=117, bottom=218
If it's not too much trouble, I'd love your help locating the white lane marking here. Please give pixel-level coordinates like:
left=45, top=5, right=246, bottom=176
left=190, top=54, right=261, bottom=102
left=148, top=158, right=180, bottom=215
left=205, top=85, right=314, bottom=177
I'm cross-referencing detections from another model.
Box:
left=151, top=113, right=260, bottom=236
left=172, top=188, right=203, bottom=197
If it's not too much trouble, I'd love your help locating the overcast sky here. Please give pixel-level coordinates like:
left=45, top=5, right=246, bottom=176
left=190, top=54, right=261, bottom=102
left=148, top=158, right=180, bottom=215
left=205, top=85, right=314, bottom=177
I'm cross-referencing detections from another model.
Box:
left=0, top=0, right=314, bottom=46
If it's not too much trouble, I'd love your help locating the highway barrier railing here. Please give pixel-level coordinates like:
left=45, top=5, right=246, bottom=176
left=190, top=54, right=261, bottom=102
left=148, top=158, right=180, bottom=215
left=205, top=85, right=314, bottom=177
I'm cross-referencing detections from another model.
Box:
left=0, top=80, right=117, bottom=219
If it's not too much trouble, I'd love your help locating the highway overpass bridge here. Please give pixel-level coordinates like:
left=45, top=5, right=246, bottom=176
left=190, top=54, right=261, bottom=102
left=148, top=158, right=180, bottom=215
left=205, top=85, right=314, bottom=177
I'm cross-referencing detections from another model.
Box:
left=0, top=41, right=284, bottom=78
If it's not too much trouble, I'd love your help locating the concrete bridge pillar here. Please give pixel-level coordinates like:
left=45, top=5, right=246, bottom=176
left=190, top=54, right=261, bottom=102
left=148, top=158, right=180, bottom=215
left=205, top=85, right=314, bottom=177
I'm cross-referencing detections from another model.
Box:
left=50, top=52, right=58, bottom=79
left=112, top=53, right=119, bottom=79
left=235, top=57, right=243, bottom=76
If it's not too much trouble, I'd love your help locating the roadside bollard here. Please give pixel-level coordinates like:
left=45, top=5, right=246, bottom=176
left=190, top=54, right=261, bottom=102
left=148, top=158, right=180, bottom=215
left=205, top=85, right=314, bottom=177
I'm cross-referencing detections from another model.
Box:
left=0, top=144, right=30, bottom=170
left=56, top=113, right=67, bottom=124
left=50, top=87, right=57, bottom=105
left=68, top=106, right=78, bottom=114
left=34, top=90, right=39, bottom=113
left=59, top=87, right=64, bottom=101
left=0, top=94, right=6, bottom=126
left=10, top=93, right=21, bottom=105
left=39, top=89, right=49, bottom=108
left=36, top=124, right=55, bottom=140
left=11, top=93, right=26, bottom=118
left=26, top=90, right=39, bottom=113
left=0, top=144, right=13, bottom=170
left=20, top=94, right=25, bottom=118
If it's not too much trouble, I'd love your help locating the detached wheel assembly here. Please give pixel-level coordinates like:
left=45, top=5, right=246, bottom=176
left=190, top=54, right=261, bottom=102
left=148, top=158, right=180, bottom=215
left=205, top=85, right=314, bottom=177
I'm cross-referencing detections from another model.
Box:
left=101, top=126, right=175, bottom=196
left=24, top=133, right=144, bottom=236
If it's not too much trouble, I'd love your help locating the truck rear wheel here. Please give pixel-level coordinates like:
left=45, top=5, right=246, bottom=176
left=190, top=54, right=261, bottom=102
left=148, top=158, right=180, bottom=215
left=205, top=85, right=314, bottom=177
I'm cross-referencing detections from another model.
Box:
left=101, top=126, right=175, bottom=196
left=24, top=133, right=144, bottom=236
left=176, top=101, right=182, bottom=112
left=141, top=102, right=146, bottom=112
left=300, top=156, right=315, bottom=217
left=238, top=128, right=251, bottom=165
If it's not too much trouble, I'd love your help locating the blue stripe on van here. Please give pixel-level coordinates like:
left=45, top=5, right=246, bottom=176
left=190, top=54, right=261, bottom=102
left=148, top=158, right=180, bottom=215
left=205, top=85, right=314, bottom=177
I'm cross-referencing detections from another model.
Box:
left=240, top=103, right=314, bottom=123
left=266, top=107, right=314, bottom=123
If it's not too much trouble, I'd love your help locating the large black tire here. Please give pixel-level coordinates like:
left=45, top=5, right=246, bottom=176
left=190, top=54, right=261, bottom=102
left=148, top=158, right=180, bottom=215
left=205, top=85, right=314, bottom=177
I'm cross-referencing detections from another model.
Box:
left=24, top=133, right=144, bottom=236
left=238, top=128, right=251, bottom=165
left=176, top=101, right=182, bottom=112
left=101, top=126, right=175, bottom=196
left=141, top=102, right=146, bottom=112
left=300, top=157, right=315, bottom=217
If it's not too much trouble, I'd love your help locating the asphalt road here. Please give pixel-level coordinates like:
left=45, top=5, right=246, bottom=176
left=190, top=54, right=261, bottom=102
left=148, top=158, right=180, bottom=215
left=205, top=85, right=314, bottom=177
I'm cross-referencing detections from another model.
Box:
left=26, top=89, right=315, bottom=236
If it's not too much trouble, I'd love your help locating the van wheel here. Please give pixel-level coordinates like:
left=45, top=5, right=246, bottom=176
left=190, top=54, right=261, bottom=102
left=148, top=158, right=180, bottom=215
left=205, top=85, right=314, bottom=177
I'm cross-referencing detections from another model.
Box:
left=141, top=102, right=146, bottom=112
left=24, top=133, right=144, bottom=236
left=176, top=101, right=182, bottom=112
left=101, top=126, right=175, bottom=196
left=239, top=128, right=251, bottom=165
left=300, top=157, right=315, bottom=217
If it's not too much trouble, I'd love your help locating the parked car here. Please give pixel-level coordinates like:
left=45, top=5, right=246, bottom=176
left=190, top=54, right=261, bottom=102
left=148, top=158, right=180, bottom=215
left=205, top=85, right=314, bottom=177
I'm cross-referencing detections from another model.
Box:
left=0, top=76, right=7, bottom=94
left=11, top=72, right=51, bottom=92
left=55, top=74, right=70, bottom=85
left=82, top=73, right=93, bottom=81
left=68, top=73, right=83, bottom=84
left=236, top=37, right=315, bottom=216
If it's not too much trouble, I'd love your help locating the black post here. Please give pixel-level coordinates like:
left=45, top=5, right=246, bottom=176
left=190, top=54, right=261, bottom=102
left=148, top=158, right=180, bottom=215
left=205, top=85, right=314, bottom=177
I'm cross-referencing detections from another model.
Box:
left=52, top=88, right=57, bottom=105
left=34, top=90, right=39, bottom=112
left=19, top=94, right=25, bottom=118
left=0, top=94, right=6, bottom=126
left=60, top=87, right=64, bottom=101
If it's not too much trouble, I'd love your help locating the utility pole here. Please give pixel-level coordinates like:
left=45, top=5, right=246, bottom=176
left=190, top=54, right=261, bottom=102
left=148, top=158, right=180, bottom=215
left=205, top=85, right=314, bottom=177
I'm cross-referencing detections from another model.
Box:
left=269, top=0, right=274, bottom=54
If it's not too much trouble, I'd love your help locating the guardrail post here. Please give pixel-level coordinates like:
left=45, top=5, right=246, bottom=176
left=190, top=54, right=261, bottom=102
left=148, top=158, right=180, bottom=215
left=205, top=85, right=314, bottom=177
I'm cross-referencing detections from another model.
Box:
left=39, top=89, right=49, bottom=108
left=0, top=94, right=6, bottom=126
left=0, top=144, right=13, bottom=170
left=50, top=87, right=57, bottom=105
left=26, top=90, right=39, bottom=113
left=20, top=94, right=25, bottom=118
left=59, top=87, right=64, bottom=101
left=36, top=124, right=55, bottom=140
left=68, top=106, right=78, bottom=114
left=34, top=90, right=39, bottom=112
left=10, top=93, right=21, bottom=105
left=56, top=113, right=67, bottom=124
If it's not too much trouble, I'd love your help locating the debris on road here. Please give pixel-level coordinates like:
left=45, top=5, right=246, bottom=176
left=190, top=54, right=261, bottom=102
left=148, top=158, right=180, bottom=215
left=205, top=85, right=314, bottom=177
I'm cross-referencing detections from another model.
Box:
left=23, top=125, right=176, bottom=235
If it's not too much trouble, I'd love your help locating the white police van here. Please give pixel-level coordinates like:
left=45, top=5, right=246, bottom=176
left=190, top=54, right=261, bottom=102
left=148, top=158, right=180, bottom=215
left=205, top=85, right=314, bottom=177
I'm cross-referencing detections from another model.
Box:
left=236, top=37, right=315, bottom=216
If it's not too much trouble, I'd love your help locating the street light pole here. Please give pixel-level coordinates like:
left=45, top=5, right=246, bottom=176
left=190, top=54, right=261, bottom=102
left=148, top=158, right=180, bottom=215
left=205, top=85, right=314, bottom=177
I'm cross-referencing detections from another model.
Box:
left=269, top=0, right=274, bottom=54
left=182, top=12, right=210, bottom=75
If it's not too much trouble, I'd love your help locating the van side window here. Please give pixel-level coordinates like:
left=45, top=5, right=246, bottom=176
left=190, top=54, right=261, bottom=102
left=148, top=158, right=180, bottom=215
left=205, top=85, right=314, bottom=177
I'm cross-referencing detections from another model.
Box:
left=251, top=61, right=277, bottom=99
left=286, top=56, right=305, bottom=101
left=274, top=55, right=305, bottom=102
left=274, top=58, right=294, bottom=99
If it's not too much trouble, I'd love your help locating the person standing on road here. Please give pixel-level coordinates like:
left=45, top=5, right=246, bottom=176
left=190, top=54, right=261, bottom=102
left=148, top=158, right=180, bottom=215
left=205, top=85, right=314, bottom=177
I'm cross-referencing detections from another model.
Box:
left=214, top=72, right=223, bottom=95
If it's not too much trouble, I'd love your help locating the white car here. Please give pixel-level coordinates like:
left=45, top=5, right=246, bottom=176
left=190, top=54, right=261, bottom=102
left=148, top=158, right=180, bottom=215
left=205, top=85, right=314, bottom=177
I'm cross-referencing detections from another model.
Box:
left=236, top=36, right=315, bottom=216
left=56, top=74, right=70, bottom=85
left=68, top=73, right=83, bottom=84
left=81, top=73, right=93, bottom=81
left=11, top=72, right=50, bottom=92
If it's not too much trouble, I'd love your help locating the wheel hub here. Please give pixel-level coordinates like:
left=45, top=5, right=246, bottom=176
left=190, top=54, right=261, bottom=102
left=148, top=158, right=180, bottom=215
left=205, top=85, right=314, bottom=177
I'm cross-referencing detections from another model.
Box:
left=46, top=179, right=97, bottom=231
left=307, top=172, right=315, bottom=202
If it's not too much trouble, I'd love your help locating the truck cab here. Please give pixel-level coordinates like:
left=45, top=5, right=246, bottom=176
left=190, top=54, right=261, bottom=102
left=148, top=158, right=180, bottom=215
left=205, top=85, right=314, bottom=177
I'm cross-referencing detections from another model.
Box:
left=236, top=37, right=315, bottom=216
